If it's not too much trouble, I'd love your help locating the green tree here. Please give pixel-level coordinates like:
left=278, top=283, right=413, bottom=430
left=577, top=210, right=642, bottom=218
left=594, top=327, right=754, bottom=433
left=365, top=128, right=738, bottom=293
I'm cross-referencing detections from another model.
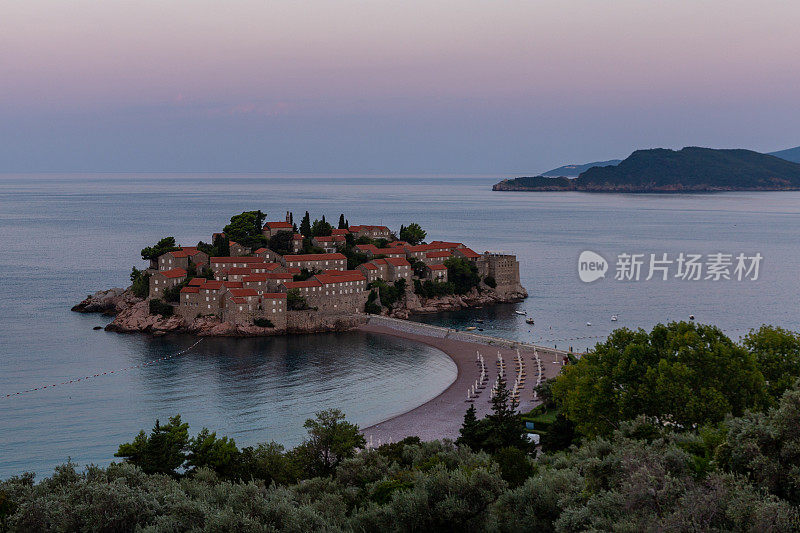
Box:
left=212, top=233, right=230, bottom=257
left=295, top=409, right=366, bottom=477
left=311, top=217, right=333, bottom=237
left=457, top=404, right=483, bottom=450
left=268, top=230, right=294, bottom=255
left=299, top=211, right=312, bottom=237
left=338, top=214, right=347, bottom=229
left=140, top=237, right=180, bottom=265
left=115, top=415, right=190, bottom=475
left=744, top=325, right=800, bottom=406
left=186, top=429, right=241, bottom=479
left=399, top=223, right=426, bottom=245
left=287, top=289, right=310, bottom=310
left=551, top=322, right=766, bottom=439
left=444, top=257, right=480, bottom=294
left=493, top=447, right=533, bottom=488
left=483, top=378, right=528, bottom=453
left=223, top=210, right=267, bottom=249
left=130, top=267, right=150, bottom=299
left=238, top=442, right=301, bottom=485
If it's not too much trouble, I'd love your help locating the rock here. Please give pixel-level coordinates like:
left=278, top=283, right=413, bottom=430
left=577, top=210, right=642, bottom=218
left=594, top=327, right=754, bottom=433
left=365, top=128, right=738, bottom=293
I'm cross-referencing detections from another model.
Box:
left=72, top=288, right=128, bottom=313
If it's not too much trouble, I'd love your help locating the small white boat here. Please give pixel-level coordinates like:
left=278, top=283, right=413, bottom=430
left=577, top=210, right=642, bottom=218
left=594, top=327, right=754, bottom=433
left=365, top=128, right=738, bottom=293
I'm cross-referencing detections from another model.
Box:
left=586, top=322, right=592, bottom=326
left=525, top=318, right=534, bottom=325
left=611, top=314, right=618, bottom=322
left=689, top=314, right=695, bottom=320
left=515, top=310, right=527, bottom=316
left=465, top=326, right=477, bottom=331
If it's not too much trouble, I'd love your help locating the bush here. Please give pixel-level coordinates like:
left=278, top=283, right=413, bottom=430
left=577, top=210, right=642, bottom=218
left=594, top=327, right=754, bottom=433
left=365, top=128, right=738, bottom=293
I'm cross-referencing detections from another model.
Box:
left=414, top=279, right=455, bottom=298
left=253, top=318, right=274, bottom=328
left=484, top=276, right=497, bottom=288
left=444, top=257, right=480, bottom=294
left=364, top=290, right=382, bottom=314
left=287, top=289, right=310, bottom=311
left=130, top=267, right=150, bottom=299
left=148, top=299, right=173, bottom=317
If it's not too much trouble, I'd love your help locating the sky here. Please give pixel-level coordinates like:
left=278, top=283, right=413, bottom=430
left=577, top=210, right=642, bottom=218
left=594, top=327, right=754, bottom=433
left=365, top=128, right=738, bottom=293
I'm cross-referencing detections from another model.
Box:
left=2, top=0, right=799, bottom=174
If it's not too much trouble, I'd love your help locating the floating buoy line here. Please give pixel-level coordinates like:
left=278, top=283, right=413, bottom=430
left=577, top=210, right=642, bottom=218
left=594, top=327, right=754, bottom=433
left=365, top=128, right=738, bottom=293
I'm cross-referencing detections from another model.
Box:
left=2, top=339, right=204, bottom=400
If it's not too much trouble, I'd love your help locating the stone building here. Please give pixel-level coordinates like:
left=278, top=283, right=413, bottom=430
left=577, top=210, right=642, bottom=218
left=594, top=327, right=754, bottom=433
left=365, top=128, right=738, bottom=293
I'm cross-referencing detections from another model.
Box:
left=149, top=267, right=186, bottom=298
left=261, top=220, right=293, bottom=239
left=209, top=256, right=266, bottom=274
left=158, top=248, right=209, bottom=271
left=425, top=263, right=448, bottom=282
left=312, top=235, right=346, bottom=253
left=348, top=225, right=391, bottom=240
left=228, top=241, right=251, bottom=257
left=385, top=257, right=413, bottom=282
left=422, top=250, right=452, bottom=265
left=280, top=253, right=347, bottom=271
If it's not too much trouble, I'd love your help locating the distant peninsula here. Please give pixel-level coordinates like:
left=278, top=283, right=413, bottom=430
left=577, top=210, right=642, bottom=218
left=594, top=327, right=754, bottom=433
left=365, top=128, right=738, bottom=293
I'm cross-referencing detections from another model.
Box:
left=493, top=147, right=800, bottom=192
left=541, top=159, right=621, bottom=177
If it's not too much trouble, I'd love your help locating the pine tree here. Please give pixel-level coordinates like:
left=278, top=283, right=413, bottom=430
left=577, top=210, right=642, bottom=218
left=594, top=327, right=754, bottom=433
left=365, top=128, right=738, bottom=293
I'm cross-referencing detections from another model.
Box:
left=338, top=214, right=347, bottom=229
left=484, top=378, right=528, bottom=453
left=300, top=212, right=312, bottom=237
left=457, top=404, right=482, bottom=450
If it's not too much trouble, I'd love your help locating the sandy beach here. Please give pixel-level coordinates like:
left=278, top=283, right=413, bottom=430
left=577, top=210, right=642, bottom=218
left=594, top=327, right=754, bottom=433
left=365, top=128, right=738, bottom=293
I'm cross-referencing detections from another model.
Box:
left=359, top=321, right=568, bottom=444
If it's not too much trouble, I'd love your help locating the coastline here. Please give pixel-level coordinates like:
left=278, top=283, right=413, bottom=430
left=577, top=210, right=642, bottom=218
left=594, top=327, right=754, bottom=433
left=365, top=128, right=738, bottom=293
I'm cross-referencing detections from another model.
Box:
left=358, top=320, right=567, bottom=444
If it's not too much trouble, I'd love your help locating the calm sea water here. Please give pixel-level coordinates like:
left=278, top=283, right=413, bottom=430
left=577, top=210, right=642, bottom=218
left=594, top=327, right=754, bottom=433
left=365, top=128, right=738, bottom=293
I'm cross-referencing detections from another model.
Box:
left=1, top=173, right=799, bottom=478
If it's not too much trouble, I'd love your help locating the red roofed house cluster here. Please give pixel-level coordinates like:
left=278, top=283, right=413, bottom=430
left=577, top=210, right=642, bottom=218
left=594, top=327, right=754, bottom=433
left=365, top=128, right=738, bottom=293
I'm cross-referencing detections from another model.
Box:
left=144, top=210, right=520, bottom=333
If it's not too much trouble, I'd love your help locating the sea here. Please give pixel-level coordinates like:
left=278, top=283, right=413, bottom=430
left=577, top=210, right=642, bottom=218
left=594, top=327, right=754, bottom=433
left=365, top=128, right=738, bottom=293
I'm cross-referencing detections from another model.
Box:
left=1, top=173, right=799, bottom=478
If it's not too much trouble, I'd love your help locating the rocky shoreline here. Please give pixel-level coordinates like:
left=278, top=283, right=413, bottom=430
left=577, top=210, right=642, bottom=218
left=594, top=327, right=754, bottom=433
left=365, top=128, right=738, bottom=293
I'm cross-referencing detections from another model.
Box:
left=72, top=283, right=527, bottom=337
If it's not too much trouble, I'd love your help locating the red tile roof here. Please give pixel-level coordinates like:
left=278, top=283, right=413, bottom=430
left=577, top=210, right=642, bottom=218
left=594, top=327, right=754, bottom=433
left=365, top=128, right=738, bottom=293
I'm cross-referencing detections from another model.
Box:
left=386, top=257, right=411, bottom=267
left=188, top=278, right=206, bottom=286
left=387, top=241, right=409, bottom=247
left=227, top=267, right=253, bottom=275
left=242, top=274, right=267, bottom=282
left=456, top=247, right=480, bottom=258
left=261, top=293, right=287, bottom=299
left=405, top=244, right=437, bottom=252
left=349, top=225, right=390, bottom=232
left=356, top=244, right=379, bottom=252
left=314, top=235, right=346, bottom=242
left=264, top=221, right=293, bottom=230
left=180, top=286, right=200, bottom=293
left=223, top=282, right=243, bottom=288
left=202, top=281, right=225, bottom=290
left=358, top=263, right=377, bottom=270
left=331, top=229, right=349, bottom=235
left=293, top=234, right=304, bottom=240
left=254, top=247, right=269, bottom=254
left=373, top=248, right=406, bottom=255
left=283, top=253, right=346, bottom=261
left=210, top=257, right=266, bottom=264
left=229, top=288, right=259, bottom=297
left=426, top=251, right=452, bottom=259
left=429, top=241, right=462, bottom=249
left=158, top=268, right=187, bottom=279
left=428, top=264, right=447, bottom=270
left=264, top=272, right=294, bottom=279
left=372, top=259, right=387, bottom=265
left=229, top=296, right=247, bottom=304
left=315, top=272, right=365, bottom=284
left=287, top=267, right=301, bottom=274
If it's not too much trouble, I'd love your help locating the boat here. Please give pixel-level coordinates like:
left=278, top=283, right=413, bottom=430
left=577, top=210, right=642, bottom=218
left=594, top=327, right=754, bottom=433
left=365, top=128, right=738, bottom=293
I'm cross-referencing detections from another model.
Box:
left=611, top=314, right=618, bottom=322
left=586, top=322, right=592, bottom=326
left=476, top=319, right=484, bottom=324
left=515, top=310, right=527, bottom=316
left=525, top=318, right=534, bottom=325
left=465, top=326, right=477, bottom=331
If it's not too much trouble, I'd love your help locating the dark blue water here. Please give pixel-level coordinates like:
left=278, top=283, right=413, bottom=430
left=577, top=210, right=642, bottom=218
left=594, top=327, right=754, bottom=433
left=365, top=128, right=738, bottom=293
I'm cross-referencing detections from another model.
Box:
left=2, top=173, right=799, bottom=477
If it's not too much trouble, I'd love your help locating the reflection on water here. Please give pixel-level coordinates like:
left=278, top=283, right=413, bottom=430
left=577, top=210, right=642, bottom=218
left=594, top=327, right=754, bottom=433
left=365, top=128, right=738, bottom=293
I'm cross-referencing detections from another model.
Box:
left=0, top=331, right=455, bottom=478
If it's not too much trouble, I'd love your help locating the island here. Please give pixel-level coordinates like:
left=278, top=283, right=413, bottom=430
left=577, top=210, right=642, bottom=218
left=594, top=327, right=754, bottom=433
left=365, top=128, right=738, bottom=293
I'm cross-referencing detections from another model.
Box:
left=73, top=211, right=527, bottom=336
left=493, top=146, right=800, bottom=192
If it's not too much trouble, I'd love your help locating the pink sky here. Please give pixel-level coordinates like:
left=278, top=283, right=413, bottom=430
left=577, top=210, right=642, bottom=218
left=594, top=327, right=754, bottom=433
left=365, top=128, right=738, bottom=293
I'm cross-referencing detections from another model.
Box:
left=2, top=1, right=799, bottom=172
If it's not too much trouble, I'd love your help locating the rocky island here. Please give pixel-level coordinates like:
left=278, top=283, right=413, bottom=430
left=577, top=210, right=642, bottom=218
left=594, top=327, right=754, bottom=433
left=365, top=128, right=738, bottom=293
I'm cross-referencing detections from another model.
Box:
left=493, top=147, right=800, bottom=192
left=74, top=211, right=527, bottom=336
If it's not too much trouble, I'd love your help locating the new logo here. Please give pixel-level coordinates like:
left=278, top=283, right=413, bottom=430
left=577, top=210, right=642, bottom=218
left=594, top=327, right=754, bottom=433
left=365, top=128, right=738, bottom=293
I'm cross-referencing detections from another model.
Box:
left=578, top=251, right=608, bottom=283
